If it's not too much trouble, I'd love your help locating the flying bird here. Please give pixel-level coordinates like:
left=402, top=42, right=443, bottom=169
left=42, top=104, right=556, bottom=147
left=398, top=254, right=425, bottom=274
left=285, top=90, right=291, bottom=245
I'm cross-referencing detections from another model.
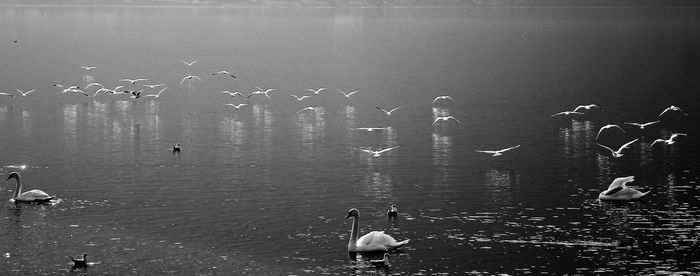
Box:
left=624, top=120, right=660, bottom=130
left=85, top=82, right=104, bottom=89
left=290, top=94, right=310, bottom=102
left=432, top=116, right=461, bottom=126
left=573, top=104, right=601, bottom=113
left=14, top=88, right=36, bottom=97
left=551, top=111, right=584, bottom=117
left=475, top=145, right=520, bottom=156
left=658, top=105, right=688, bottom=117
left=650, top=133, right=687, bottom=147
left=297, top=106, right=320, bottom=114
left=143, top=83, right=165, bottom=90
left=595, top=124, right=626, bottom=140
left=248, top=87, right=275, bottom=99
left=211, top=70, right=236, bottom=78
left=129, top=90, right=143, bottom=99
left=143, top=87, right=167, bottom=99
left=432, top=95, right=455, bottom=104
left=337, top=88, right=359, bottom=99
left=597, top=139, right=639, bottom=158
left=376, top=106, right=402, bottom=117
left=221, top=90, right=245, bottom=98
left=180, top=60, right=197, bottom=66
left=119, top=78, right=148, bottom=84
left=179, top=75, right=202, bottom=86
left=353, top=127, right=389, bottom=132
left=307, top=88, right=326, bottom=95
left=354, top=146, right=400, bottom=158
left=225, top=103, right=249, bottom=110
left=80, top=66, right=96, bottom=71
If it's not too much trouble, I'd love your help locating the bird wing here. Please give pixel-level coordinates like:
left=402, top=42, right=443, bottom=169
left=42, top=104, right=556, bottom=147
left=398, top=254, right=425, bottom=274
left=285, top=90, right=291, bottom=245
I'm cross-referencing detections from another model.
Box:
left=376, top=106, right=388, bottom=113
left=449, top=116, right=461, bottom=124
left=659, top=106, right=672, bottom=117
left=573, top=105, right=585, bottom=112
left=336, top=88, right=346, bottom=96
left=644, top=120, right=660, bottom=127
left=650, top=139, right=665, bottom=147
left=119, top=78, right=133, bottom=82
left=612, top=125, right=626, bottom=133
left=156, top=87, right=167, bottom=95
left=179, top=77, right=188, bottom=86
left=475, top=150, right=497, bottom=154
left=551, top=112, right=566, bottom=117
left=501, top=145, right=521, bottom=152
left=346, top=90, right=359, bottom=97
left=618, top=138, right=639, bottom=151
left=377, top=146, right=400, bottom=154
left=597, top=143, right=615, bottom=154
left=624, top=122, right=642, bottom=127
left=388, top=106, right=402, bottom=113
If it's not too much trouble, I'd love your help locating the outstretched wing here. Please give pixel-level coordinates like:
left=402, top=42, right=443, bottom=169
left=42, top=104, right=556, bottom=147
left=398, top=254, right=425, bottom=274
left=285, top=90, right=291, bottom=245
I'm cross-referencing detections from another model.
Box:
left=618, top=138, right=639, bottom=151
left=377, top=146, right=400, bottom=154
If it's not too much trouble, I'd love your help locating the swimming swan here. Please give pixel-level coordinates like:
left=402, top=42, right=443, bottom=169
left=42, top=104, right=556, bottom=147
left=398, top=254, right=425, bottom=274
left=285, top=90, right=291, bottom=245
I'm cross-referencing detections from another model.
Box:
left=598, top=176, right=649, bottom=201
left=6, top=172, right=54, bottom=202
left=345, top=208, right=409, bottom=253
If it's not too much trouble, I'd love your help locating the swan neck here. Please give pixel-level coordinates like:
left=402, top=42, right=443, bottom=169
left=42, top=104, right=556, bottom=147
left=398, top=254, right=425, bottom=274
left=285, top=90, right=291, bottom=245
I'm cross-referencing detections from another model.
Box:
left=11, top=175, right=21, bottom=199
left=350, top=216, right=359, bottom=243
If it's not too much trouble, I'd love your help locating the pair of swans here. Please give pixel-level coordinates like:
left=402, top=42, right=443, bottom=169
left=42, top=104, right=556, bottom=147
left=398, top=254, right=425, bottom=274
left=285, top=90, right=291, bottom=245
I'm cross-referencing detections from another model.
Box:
left=345, top=208, right=409, bottom=254
left=599, top=176, right=649, bottom=201
left=5, top=172, right=54, bottom=202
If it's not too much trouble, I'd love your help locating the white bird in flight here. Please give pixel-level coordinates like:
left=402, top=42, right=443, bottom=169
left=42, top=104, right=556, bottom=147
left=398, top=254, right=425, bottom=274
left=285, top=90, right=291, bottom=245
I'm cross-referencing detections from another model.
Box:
left=180, top=60, right=197, bottom=66
left=211, top=70, right=236, bottom=78
left=143, top=87, right=167, bottom=99
left=354, top=146, right=400, bottom=158
left=297, top=106, right=320, bottom=114
left=225, top=103, right=249, bottom=110
left=551, top=111, right=584, bottom=117
left=595, top=124, right=626, bottom=140
left=180, top=75, right=202, bottom=86
left=650, top=133, right=687, bottom=147
left=337, top=88, right=359, bottom=99
left=143, top=83, right=165, bottom=90
left=573, top=104, right=601, bottom=113
left=658, top=105, right=688, bottom=117
left=290, top=94, right=310, bottom=102
left=597, top=139, right=639, bottom=158
left=432, top=95, right=455, bottom=104
left=475, top=145, right=520, bottom=156
left=120, top=78, right=148, bottom=84
left=624, top=120, right=660, bottom=130
left=353, top=127, right=389, bottom=132
left=432, top=116, right=461, bottom=126
left=376, top=106, right=402, bottom=116
left=14, top=88, right=36, bottom=97
left=307, top=88, right=326, bottom=95
left=221, top=90, right=245, bottom=98
left=85, top=82, right=104, bottom=90
left=248, top=87, right=275, bottom=99
left=81, top=66, right=96, bottom=71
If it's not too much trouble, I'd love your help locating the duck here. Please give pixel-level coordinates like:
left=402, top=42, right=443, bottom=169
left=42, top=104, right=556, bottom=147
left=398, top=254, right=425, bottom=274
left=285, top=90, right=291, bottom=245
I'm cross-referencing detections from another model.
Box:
left=387, top=204, right=398, bottom=220
left=173, top=143, right=182, bottom=153
left=369, top=253, right=390, bottom=269
left=598, top=176, right=649, bottom=201
left=69, top=253, right=88, bottom=268
left=345, top=208, right=409, bottom=253
left=5, top=172, right=54, bottom=202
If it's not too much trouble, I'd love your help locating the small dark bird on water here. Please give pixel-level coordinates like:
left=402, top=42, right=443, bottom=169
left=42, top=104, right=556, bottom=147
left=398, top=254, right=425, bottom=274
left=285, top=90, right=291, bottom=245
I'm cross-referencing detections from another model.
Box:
left=69, top=253, right=88, bottom=268
left=370, top=253, right=390, bottom=269
left=173, top=143, right=182, bottom=153
left=387, top=204, right=398, bottom=219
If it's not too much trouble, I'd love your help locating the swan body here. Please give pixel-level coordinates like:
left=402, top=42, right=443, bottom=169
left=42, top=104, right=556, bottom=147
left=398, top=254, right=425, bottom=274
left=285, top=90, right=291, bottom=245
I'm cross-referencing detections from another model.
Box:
left=345, top=208, right=409, bottom=253
left=598, top=176, right=649, bottom=201
left=6, top=172, right=54, bottom=202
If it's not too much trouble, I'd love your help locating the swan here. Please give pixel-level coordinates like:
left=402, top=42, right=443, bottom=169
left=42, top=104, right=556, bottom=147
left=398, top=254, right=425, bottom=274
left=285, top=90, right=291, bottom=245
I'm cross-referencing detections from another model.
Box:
left=345, top=208, right=409, bottom=253
left=68, top=253, right=88, bottom=268
left=598, top=176, right=649, bottom=201
left=5, top=172, right=54, bottom=202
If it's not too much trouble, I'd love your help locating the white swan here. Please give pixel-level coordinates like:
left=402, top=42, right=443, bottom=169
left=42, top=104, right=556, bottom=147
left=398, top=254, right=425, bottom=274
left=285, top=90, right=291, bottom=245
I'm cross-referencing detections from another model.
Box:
left=598, top=176, right=649, bottom=201
left=345, top=208, right=409, bottom=253
left=5, top=172, right=54, bottom=202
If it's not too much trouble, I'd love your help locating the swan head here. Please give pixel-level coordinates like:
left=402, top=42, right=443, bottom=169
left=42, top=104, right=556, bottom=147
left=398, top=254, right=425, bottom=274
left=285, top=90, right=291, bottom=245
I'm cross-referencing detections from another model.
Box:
left=611, top=176, right=634, bottom=186
left=345, top=208, right=359, bottom=220
left=6, top=172, right=20, bottom=181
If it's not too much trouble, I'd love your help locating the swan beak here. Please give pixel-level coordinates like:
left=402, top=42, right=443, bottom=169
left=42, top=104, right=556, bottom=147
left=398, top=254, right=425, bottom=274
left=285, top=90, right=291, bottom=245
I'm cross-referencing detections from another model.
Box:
left=344, top=214, right=351, bottom=220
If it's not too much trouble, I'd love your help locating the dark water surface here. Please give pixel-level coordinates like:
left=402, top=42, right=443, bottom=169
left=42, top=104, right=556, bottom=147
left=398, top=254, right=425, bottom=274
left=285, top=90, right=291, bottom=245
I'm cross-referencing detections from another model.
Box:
left=1, top=6, right=699, bottom=275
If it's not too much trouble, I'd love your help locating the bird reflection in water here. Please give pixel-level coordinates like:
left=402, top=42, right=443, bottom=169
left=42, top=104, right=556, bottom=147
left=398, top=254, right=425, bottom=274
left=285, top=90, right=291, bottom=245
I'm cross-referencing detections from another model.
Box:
left=485, top=168, right=518, bottom=205
left=297, top=106, right=325, bottom=155
left=361, top=171, right=392, bottom=202
left=344, top=105, right=356, bottom=130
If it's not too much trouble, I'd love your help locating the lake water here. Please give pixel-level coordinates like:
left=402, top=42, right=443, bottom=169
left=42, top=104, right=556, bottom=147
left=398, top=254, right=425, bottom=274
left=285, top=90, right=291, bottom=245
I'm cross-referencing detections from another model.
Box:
left=1, top=5, right=699, bottom=275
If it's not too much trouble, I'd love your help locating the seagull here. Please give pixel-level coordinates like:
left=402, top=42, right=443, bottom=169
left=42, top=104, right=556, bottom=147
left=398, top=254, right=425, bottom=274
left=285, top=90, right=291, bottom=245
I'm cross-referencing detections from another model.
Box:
left=143, top=83, right=165, bottom=90
left=80, top=66, right=96, bottom=71
left=119, top=78, right=148, bottom=84
left=336, top=88, right=358, bottom=99
left=376, top=106, right=402, bottom=117
left=129, top=90, right=143, bottom=99
left=551, top=111, right=584, bottom=117
left=432, top=116, right=461, bottom=126
left=14, top=88, right=36, bottom=97
left=290, top=94, right=310, bottom=102
left=597, top=139, right=639, bottom=158
left=143, top=87, right=167, bottom=99
left=221, top=90, right=245, bottom=98
left=0, top=92, right=14, bottom=97
left=225, top=103, right=249, bottom=110
left=624, top=120, right=661, bottom=130
left=306, top=88, right=326, bottom=95
left=247, top=87, right=275, bottom=99
left=179, top=75, right=202, bottom=86
left=387, top=204, right=398, bottom=219
left=211, top=70, right=236, bottom=78
left=84, top=82, right=104, bottom=89
left=659, top=105, right=688, bottom=117
left=432, top=95, right=455, bottom=104
left=297, top=106, right=320, bottom=114
left=353, top=127, right=389, bottom=132
left=650, top=133, right=687, bottom=147
left=354, top=146, right=400, bottom=158
left=573, top=104, right=602, bottom=113
left=180, top=60, right=197, bottom=66
left=68, top=253, right=88, bottom=268
left=475, top=145, right=520, bottom=156
left=595, top=124, right=626, bottom=140
left=369, top=253, right=390, bottom=270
